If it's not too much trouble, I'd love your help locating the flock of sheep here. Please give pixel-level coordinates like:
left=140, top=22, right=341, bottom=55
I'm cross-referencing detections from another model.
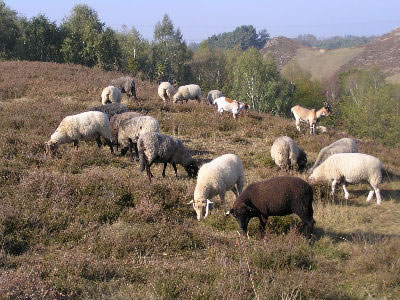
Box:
left=44, top=76, right=385, bottom=238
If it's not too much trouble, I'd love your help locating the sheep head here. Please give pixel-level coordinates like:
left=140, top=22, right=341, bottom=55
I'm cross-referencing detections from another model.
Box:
left=187, top=199, right=214, bottom=220
left=45, top=141, right=58, bottom=157
left=184, top=161, right=198, bottom=178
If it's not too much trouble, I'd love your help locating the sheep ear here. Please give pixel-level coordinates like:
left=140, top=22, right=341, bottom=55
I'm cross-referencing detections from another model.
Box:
left=187, top=200, right=194, bottom=205
left=225, top=210, right=231, bottom=216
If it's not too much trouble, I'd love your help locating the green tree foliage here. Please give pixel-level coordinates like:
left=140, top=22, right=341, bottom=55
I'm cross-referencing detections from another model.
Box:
left=282, top=61, right=325, bottom=108
left=0, top=1, right=21, bottom=59
left=118, top=26, right=151, bottom=77
left=208, top=25, right=269, bottom=50
left=19, top=14, right=64, bottom=62
left=96, top=27, right=121, bottom=70
left=338, top=69, right=400, bottom=145
left=294, top=34, right=375, bottom=49
left=231, top=48, right=294, bottom=115
left=61, top=4, right=121, bottom=69
left=151, top=14, right=192, bottom=84
left=189, top=41, right=225, bottom=92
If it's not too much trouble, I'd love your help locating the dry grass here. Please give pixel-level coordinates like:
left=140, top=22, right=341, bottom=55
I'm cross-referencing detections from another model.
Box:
left=294, top=47, right=364, bottom=81
left=0, top=61, right=400, bottom=298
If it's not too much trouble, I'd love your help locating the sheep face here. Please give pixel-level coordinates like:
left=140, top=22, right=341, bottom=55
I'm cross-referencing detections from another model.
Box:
left=297, top=150, right=307, bottom=171
left=184, top=162, right=198, bottom=178
left=45, top=141, right=58, bottom=156
left=227, top=203, right=257, bottom=235
left=321, top=104, right=331, bottom=116
left=172, top=94, right=181, bottom=103
left=191, top=199, right=214, bottom=220
left=308, top=167, right=325, bottom=182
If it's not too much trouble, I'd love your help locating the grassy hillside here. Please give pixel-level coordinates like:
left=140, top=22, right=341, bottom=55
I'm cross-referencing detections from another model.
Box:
left=263, top=28, right=400, bottom=83
left=294, top=47, right=364, bottom=81
left=1, top=61, right=400, bottom=298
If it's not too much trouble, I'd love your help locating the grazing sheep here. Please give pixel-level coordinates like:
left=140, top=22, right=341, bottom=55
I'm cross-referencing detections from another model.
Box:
left=214, top=97, right=249, bottom=119
left=89, top=103, right=128, bottom=120
left=291, top=103, right=331, bottom=134
left=138, top=132, right=198, bottom=182
left=270, top=136, right=307, bottom=171
left=110, top=76, right=137, bottom=100
left=309, top=138, right=358, bottom=174
left=158, top=82, right=175, bottom=102
left=45, top=111, right=114, bottom=156
left=188, top=154, right=245, bottom=220
left=110, top=112, right=142, bottom=150
left=309, top=153, right=382, bottom=204
left=226, top=176, right=315, bottom=238
left=101, top=86, right=122, bottom=105
left=117, top=116, right=159, bottom=160
left=173, top=84, right=201, bottom=103
left=207, top=90, right=223, bottom=105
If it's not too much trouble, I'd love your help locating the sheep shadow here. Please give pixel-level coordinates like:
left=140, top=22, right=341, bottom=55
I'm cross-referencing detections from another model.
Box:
left=383, top=169, right=400, bottom=182
left=313, top=227, right=400, bottom=245
left=348, top=189, right=400, bottom=204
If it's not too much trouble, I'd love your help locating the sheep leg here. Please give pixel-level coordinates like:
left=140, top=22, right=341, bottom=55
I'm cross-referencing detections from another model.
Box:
left=128, top=141, right=134, bottom=162
left=237, top=177, right=244, bottom=194
left=258, top=215, right=267, bottom=239
left=133, top=143, right=139, bottom=161
left=295, top=118, right=301, bottom=132
left=375, top=188, right=382, bottom=205
left=231, top=186, right=239, bottom=197
left=73, top=140, right=79, bottom=150
left=330, top=179, right=337, bottom=200
left=366, top=184, right=374, bottom=203
left=105, top=139, right=114, bottom=154
left=219, top=192, right=226, bottom=207
left=162, top=163, right=168, bottom=178
left=96, top=137, right=102, bottom=148
left=146, top=163, right=153, bottom=182
left=310, top=122, right=315, bottom=135
left=172, top=163, right=178, bottom=177
left=342, top=184, right=350, bottom=200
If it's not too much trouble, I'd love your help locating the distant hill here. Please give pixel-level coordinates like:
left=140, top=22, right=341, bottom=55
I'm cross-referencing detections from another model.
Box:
left=261, top=27, right=400, bottom=83
left=340, top=27, right=400, bottom=83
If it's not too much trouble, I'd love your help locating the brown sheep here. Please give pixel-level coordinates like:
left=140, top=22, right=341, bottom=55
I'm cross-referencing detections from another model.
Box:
left=226, top=176, right=315, bottom=238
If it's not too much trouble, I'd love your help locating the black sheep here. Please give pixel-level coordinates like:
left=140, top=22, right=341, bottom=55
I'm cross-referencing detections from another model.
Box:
left=226, top=176, right=315, bottom=238
left=111, top=76, right=137, bottom=100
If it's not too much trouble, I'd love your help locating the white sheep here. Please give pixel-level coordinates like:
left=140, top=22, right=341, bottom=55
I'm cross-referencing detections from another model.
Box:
left=309, top=153, right=382, bottom=204
left=117, top=116, right=159, bottom=161
left=207, top=90, right=223, bottom=105
left=101, top=86, right=122, bottom=105
left=214, top=97, right=249, bottom=119
left=158, top=82, right=175, bottom=102
left=270, top=136, right=307, bottom=171
left=189, top=153, right=245, bottom=220
left=309, top=138, right=358, bottom=174
left=45, top=111, right=114, bottom=155
left=173, top=84, right=201, bottom=103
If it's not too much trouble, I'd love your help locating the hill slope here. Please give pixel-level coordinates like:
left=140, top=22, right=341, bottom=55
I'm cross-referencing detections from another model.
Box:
left=262, top=27, right=400, bottom=83
left=0, top=61, right=400, bottom=298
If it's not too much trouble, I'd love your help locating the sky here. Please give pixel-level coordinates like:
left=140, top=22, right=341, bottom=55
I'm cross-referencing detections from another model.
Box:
left=6, top=0, right=400, bottom=43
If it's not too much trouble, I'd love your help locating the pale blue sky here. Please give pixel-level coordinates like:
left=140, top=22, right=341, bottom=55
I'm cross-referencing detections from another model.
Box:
left=7, top=0, right=400, bottom=43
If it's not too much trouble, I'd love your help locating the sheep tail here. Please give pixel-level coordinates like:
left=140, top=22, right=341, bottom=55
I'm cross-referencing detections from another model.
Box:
left=138, top=140, right=147, bottom=172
